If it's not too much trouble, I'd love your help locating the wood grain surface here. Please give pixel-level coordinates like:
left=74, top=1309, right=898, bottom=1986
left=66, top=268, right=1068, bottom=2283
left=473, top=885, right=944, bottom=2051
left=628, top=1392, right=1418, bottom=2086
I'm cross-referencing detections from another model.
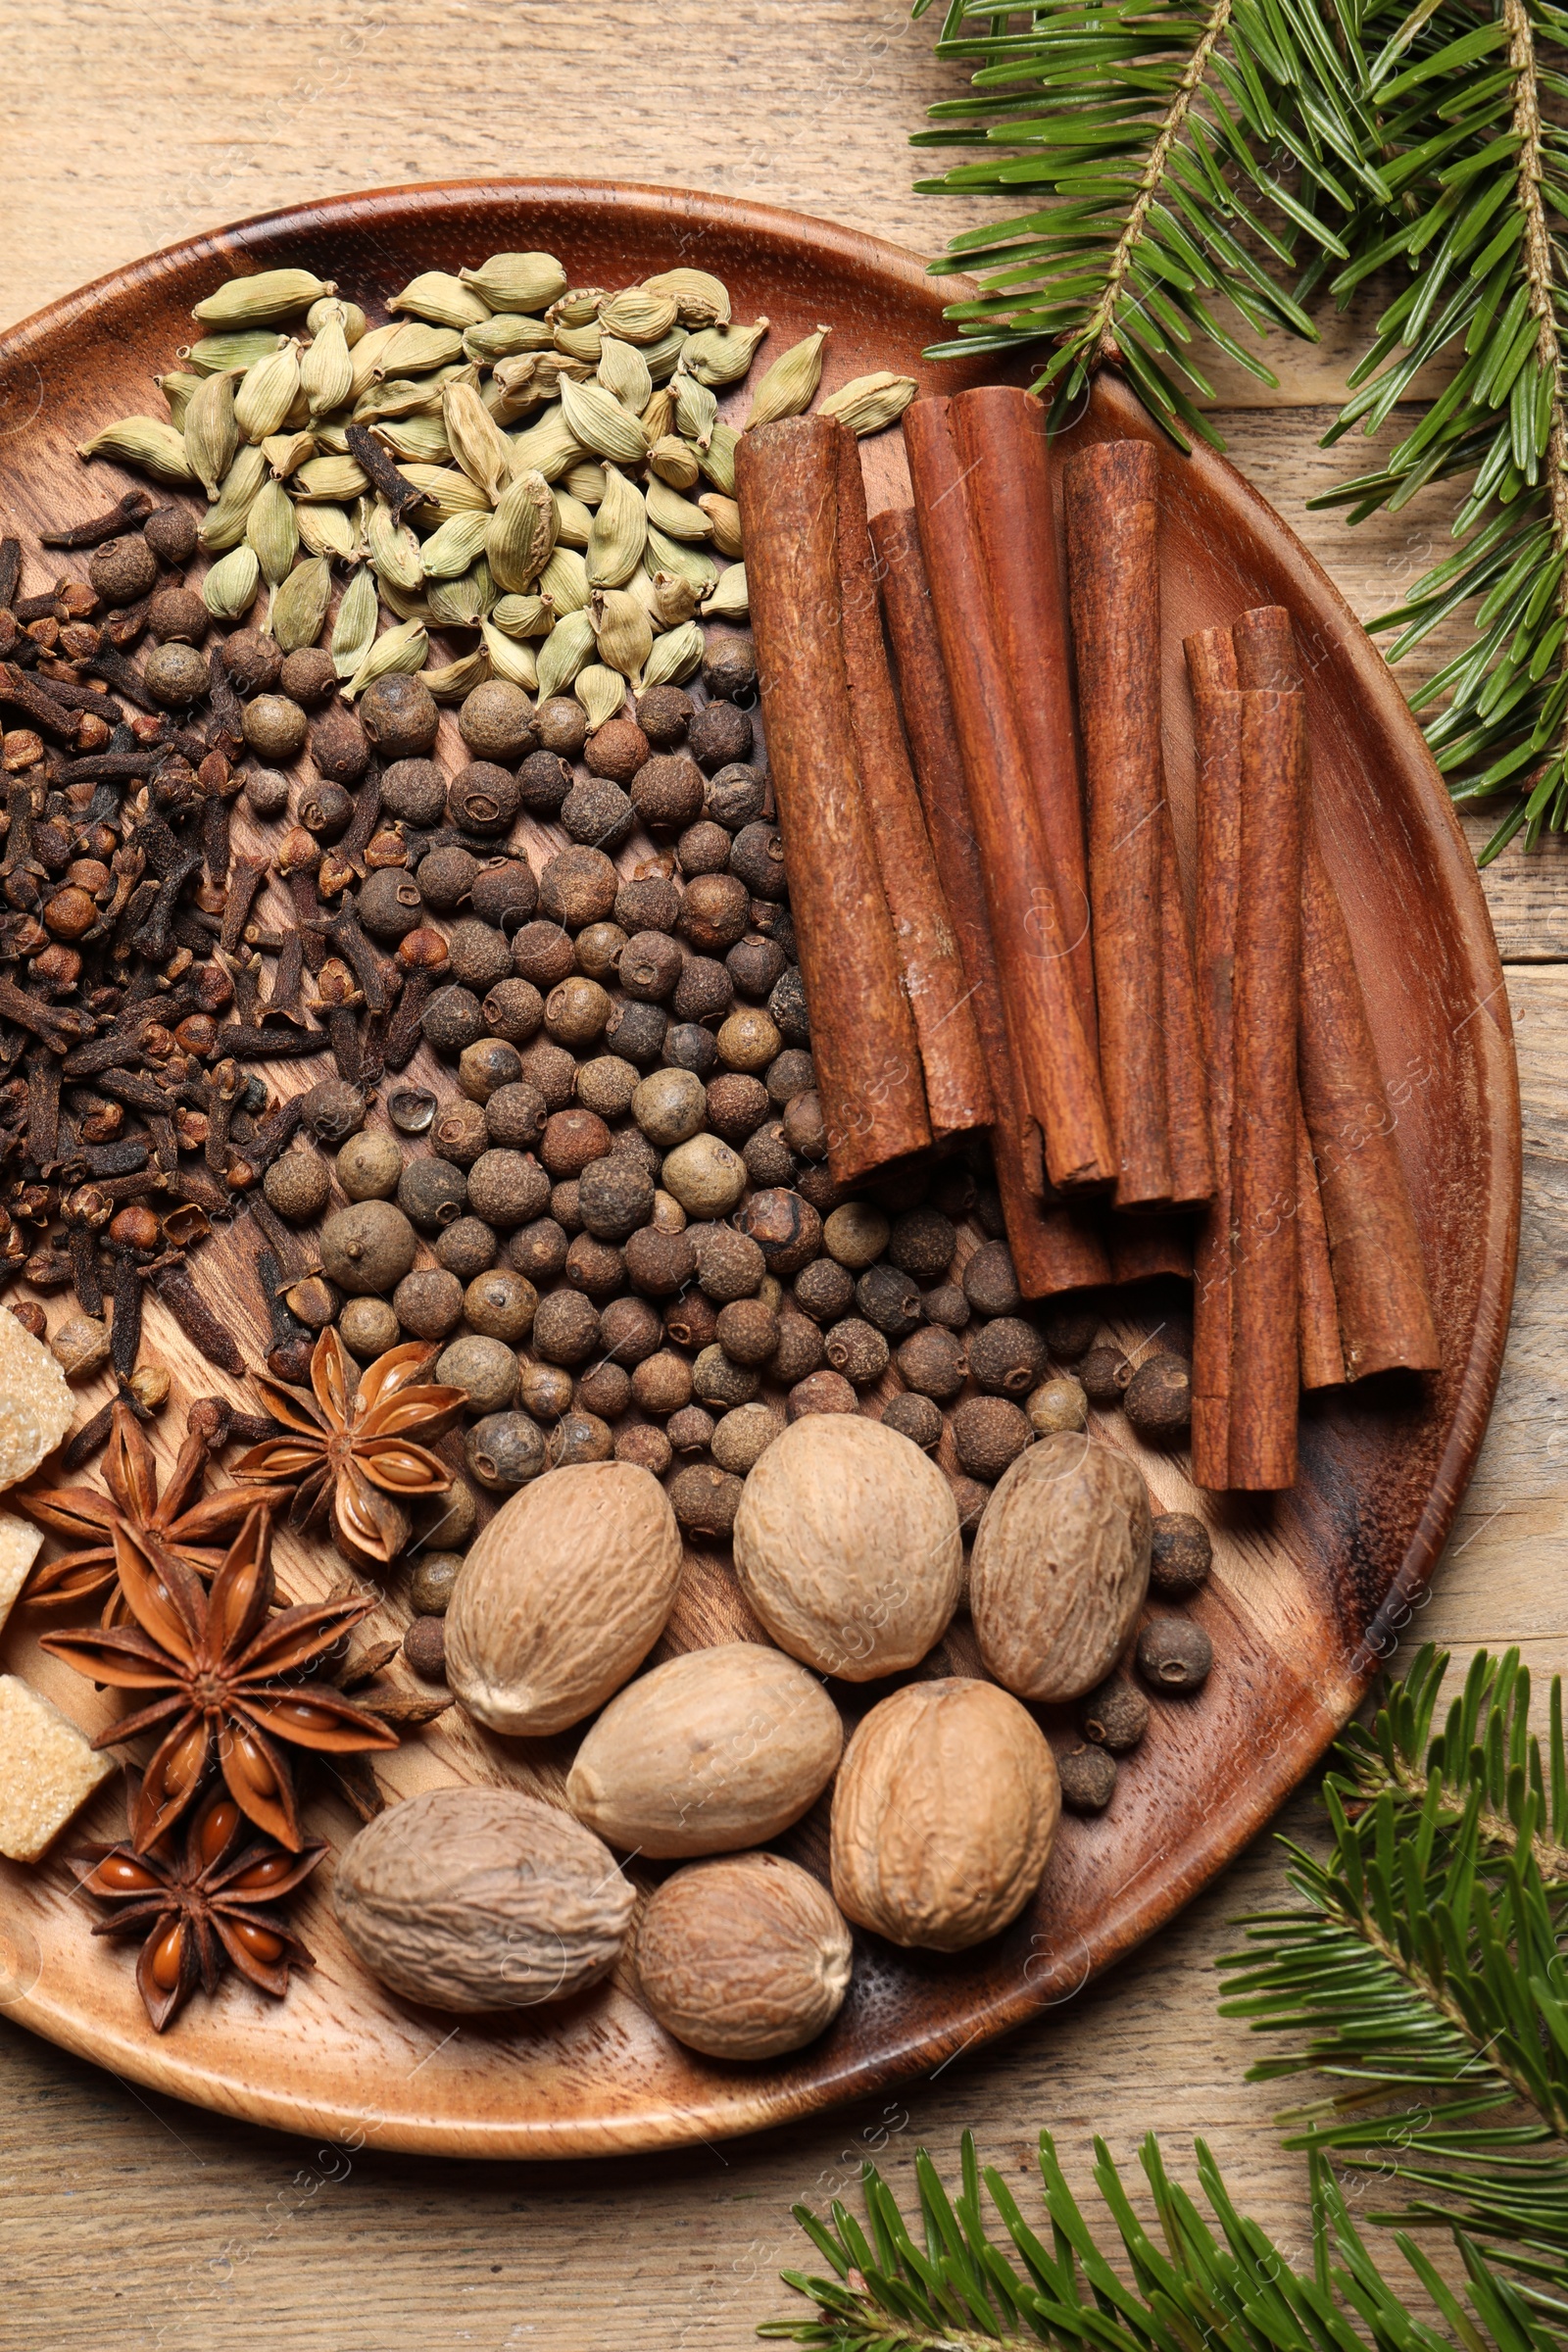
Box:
left=0, top=6, right=1559, bottom=2348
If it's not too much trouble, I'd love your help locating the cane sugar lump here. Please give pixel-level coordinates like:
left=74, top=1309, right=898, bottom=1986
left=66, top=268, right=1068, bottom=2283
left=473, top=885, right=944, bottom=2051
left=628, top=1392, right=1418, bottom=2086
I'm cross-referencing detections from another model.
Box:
left=0, top=1676, right=114, bottom=1862
left=0, top=1313, right=72, bottom=1489
left=0, top=1515, right=42, bottom=1636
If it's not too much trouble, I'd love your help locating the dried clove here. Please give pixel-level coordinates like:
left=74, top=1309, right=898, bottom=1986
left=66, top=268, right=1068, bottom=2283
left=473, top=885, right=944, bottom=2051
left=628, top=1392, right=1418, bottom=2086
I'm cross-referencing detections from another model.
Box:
left=40, top=491, right=153, bottom=550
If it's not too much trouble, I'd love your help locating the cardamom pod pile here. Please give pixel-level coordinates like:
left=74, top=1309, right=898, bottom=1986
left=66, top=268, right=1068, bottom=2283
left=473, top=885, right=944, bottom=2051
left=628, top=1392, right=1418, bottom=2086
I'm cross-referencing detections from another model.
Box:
left=79, top=255, right=919, bottom=711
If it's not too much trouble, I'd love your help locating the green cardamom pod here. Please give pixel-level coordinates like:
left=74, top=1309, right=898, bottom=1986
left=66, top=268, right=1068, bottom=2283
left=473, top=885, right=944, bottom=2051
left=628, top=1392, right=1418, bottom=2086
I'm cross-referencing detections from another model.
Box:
left=489, top=592, right=555, bottom=639
left=182, top=368, right=240, bottom=500
left=368, top=500, right=425, bottom=591
left=646, top=475, right=713, bottom=543
left=198, top=444, right=269, bottom=551
left=345, top=617, right=429, bottom=699
left=553, top=320, right=604, bottom=366
left=641, top=269, right=731, bottom=328
left=746, top=326, right=831, bottom=430
left=599, top=289, right=679, bottom=346
left=308, top=295, right=366, bottom=345
left=373, top=416, right=452, bottom=466
left=535, top=609, right=596, bottom=700
left=487, top=467, right=558, bottom=594
left=420, top=510, right=493, bottom=579
left=158, top=372, right=201, bottom=429
left=551, top=489, right=594, bottom=550
left=378, top=578, right=430, bottom=623
left=699, top=421, right=740, bottom=498
left=463, top=313, right=555, bottom=364
left=311, top=419, right=351, bottom=456
left=397, top=465, right=488, bottom=524
left=646, top=523, right=717, bottom=595
left=356, top=364, right=471, bottom=421
left=648, top=434, right=700, bottom=491
left=640, top=619, right=706, bottom=689
left=389, top=270, right=491, bottom=330
left=302, top=312, right=354, bottom=419
left=698, top=493, right=744, bottom=559
left=202, top=544, right=261, bottom=622
left=588, top=587, right=654, bottom=680
left=443, top=378, right=513, bottom=504
left=420, top=648, right=490, bottom=701
left=819, top=371, right=919, bottom=438
left=193, top=268, right=333, bottom=327
left=375, top=321, right=465, bottom=381
left=538, top=543, right=590, bottom=614
left=643, top=328, right=690, bottom=385
left=181, top=329, right=285, bottom=376
left=547, top=286, right=607, bottom=328
left=268, top=555, right=333, bottom=653
left=293, top=453, right=370, bottom=503
left=262, top=430, right=316, bottom=479
left=564, top=460, right=607, bottom=507
left=560, top=375, right=648, bottom=467
left=481, top=619, right=540, bottom=690
left=486, top=354, right=547, bottom=424
left=426, top=566, right=490, bottom=629
left=597, top=335, right=652, bottom=416
left=460, top=252, right=569, bottom=313
left=574, top=662, right=626, bottom=731
left=680, top=318, right=770, bottom=389
left=232, top=342, right=302, bottom=443
left=673, top=371, right=718, bottom=452
left=246, top=478, right=299, bottom=585
left=585, top=464, right=647, bottom=590
left=507, top=401, right=586, bottom=483
left=331, top=564, right=380, bottom=678
left=640, top=386, right=678, bottom=443
left=703, top=563, right=750, bottom=621
left=77, top=416, right=196, bottom=486
left=648, top=569, right=702, bottom=629
left=296, top=502, right=356, bottom=562
left=347, top=323, right=405, bottom=402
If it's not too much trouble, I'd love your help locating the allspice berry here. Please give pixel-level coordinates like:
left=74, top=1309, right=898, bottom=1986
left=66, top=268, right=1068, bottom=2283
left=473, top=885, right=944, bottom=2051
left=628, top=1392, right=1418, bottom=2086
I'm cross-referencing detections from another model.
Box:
left=888, top=1208, right=956, bottom=1282
left=615, top=871, right=682, bottom=935
left=339, top=1297, right=401, bottom=1359
left=710, top=1402, right=782, bottom=1476
left=695, top=1226, right=765, bottom=1304
left=432, top=1099, right=490, bottom=1167
left=693, top=1344, right=759, bottom=1410
left=787, top=1369, right=858, bottom=1421
left=466, top=1150, right=550, bottom=1230
left=881, top=1393, right=943, bottom=1451
left=616, top=1424, right=672, bottom=1476
left=678, top=872, right=750, bottom=954
left=714, top=1298, right=779, bottom=1366
left=822, top=1201, right=889, bottom=1271
left=1058, top=1745, right=1117, bottom=1815
left=624, top=1225, right=696, bottom=1296
left=466, top=1410, right=546, bottom=1493
left=793, top=1257, right=853, bottom=1324
left=410, top=1552, right=465, bottom=1616
left=459, top=678, right=536, bottom=764
left=632, top=1350, right=693, bottom=1417
left=620, top=930, right=684, bottom=1004
left=662, top=1133, right=746, bottom=1218
left=856, top=1262, right=923, bottom=1341
left=632, top=753, right=705, bottom=835
left=1080, top=1343, right=1133, bottom=1405
left=464, top=1268, right=537, bottom=1343
left=471, top=860, right=539, bottom=931
left=143, top=506, right=198, bottom=565
left=144, top=642, right=211, bottom=708
left=676, top=819, right=732, bottom=877
left=421, top=985, right=486, bottom=1059
left=770, top=1309, right=825, bottom=1388
left=704, top=1073, right=769, bottom=1147
left=702, top=633, right=758, bottom=705
left=393, top=1267, right=465, bottom=1341
left=578, top=1154, right=655, bottom=1244
left=1042, top=1301, right=1101, bottom=1361
left=582, top=714, right=649, bottom=785
left=1079, top=1677, right=1149, bottom=1753
left=562, top=775, right=634, bottom=850
left=434, top=1217, right=498, bottom=1281
left=1150, top=1512, right=1212, bottom=1596
left=549, top=1410, right=614, bottom=1467
left=484, top=1083, right=548, bottom=1152
left=517, top=1360, right=573, bottom=1420
left=669, top=1463, right=745, bottom=1542
left=729, top=937, right=788, bottom=1003
left=728, top=822, right=787, bottom=904
left=545, top=975, right=612, bottom=1051
left=509, top=1217, right=569, bottom=1285
left=435, top=1333, right=518, bottom=1416
left=360, top=672, right=438, bottom=759
left=448, top=920, right=514, bottom=998
left=458, top=1036, right=524, bottom=1103
left=1026, top=1376, right=1088, bottom=1437
left=952, top=1395, right=1032, bottom=1482
left=300, top=1077, right=366, bottom=1146
left=517, top=749, right=575, bottom=816
left=482, top=980, right=546, bottom=1047
left=243, top=767, right=291, bottom=821
left=534, top=696, right=588, bottom=758
left=824, top=1318, right=889, bottom=1387
left=707, top=762, right=766, bottom=830
left=688, top=699, right=752, bottom=770
left=148, top=586, right=208, bottom=644
left=531, top=1289, right=601, bottom=1366
left=575, top=1360, right=631, bottom=1421
left=667, top=1404, right=717, bottom=1453
left=539, top=846, right=618, bottom=931
left=1136, top=1616, right=1213, bottom=1693
left=635, top=685, right=693, bottom=748
left=318, top=1200, right=417, bottom=1297
left=968, top=1316, right=1049, bottom=1397
left=896, top=1325, right=967, bottom=1402
left=298, top=778, right=354, bottom=838
left=88, top=535, right=159, bottom=607
left=599, top=1295, right=662, bottom=1365
left=381, top=759, right=448, bottom=826
left=222, top=626, right=283, bottom=696
left=962, top=1241, right=1021, bottom=1319
left=263, top=1151, right=330, bottom=1224
left=279, top=647, right=336, bottom=706
left=311, top=704, right=369, bottom=784
left=336, top=1130, right=403, bottom=1201
left=716, top=1006, right=781, bottom=1074
left=397, top=1155, right=468, bottom=1233
left=403, top=1617, right=448, bottom=1682
left=359, top=868, right=425, bottom=943
left=1124, top=1351, right=1192, bottom=1442
left=448, top=761, right=521, bottom=836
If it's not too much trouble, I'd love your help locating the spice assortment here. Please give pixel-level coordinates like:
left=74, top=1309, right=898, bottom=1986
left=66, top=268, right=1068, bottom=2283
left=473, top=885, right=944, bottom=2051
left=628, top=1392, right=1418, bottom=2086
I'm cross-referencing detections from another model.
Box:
left=0, top=227, right=1431, bottom=2084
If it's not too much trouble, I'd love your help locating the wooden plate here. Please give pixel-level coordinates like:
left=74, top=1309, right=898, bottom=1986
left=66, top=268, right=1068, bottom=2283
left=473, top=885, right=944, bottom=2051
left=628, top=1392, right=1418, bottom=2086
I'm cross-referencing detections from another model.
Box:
left=0, top=180, right=1519, bottom=2157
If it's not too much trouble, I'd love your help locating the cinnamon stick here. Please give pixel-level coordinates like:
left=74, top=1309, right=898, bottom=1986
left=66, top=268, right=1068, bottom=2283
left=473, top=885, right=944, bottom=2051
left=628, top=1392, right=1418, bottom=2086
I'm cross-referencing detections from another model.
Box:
left=902, top=398, right=1113, bottom=1195
left=1158, top=811, right=1215, bottom=1204
left=1229, top=687, right=1304, bottom=1490
left=945, top=386, right=1097, bottom=1050
left=871, top=507, right=1109, bottom=1296
left=735, top=417, right=931, bottom=1184
left=1185, top=628, right=1243, bottom=1487
left=834, top=425, right=992, bottom=1140
left=1231, top=604, right=1439, bottom=1379
left=1297, top=1109, right=1347, bottom=1389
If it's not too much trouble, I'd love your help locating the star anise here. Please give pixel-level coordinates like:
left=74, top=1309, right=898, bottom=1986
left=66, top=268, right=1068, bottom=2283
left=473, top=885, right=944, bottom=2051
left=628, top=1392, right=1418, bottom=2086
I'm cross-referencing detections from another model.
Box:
left=39, top=1505, right=399, bottom=1851
left=71, top=1775, right=325, bottom=2031
left=17, top=1399, right=291, bottom=1623
left=232, top=1327, right=466, bottom=1567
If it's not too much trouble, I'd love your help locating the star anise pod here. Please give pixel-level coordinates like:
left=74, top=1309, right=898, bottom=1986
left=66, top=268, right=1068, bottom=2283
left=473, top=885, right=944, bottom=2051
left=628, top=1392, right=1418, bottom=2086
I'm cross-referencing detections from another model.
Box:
left=17, top=1400, right=291, bottom=1623
left=39, top=1505, right=399, bottom=1851
left=232, top=1327, right=466, bottom=1567
left=71, top=1776, right=325, bottom=2031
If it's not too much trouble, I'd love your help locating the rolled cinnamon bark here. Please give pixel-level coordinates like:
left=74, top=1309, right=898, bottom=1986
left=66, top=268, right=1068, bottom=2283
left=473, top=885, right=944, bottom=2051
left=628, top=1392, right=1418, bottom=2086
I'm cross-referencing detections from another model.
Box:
left=946, top=386, right=1098, bottom=1050
left=1063, top=439, right=1170, bottom=1208
left=1158, top=810, right=1215, bottom=1205
left=1297, top=1109, right=1347, bottom=1389
left=903, top=398, right=1114, bottom=1195
left=833, top=426, right=992, bottom=1141
left=1184, top=628, right=1244, bottom=1489
left=871, top=505, right=1110, bottom=1297
left=1231, top=604, right=1440, bottom=1379
left=1229, top=686, right=1304, bottom=1490
left=735, top=417, right=931, bottom=1185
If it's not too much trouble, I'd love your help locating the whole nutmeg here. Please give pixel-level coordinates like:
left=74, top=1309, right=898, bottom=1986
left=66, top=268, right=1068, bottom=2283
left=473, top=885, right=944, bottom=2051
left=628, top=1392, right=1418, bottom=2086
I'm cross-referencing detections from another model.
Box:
left=1150, top=1510, right=1212, bottom=1595
left=359, top=671, right=438, bottom=759
left=336, top=1130, right=403, bottom=1201
left=1058, top=1743, right=1117, bottom=1815
left=830, top=1679, right=1059, bottom=1952
left=733, top=1415, right=961, bottom=1680
left=953, top=1395, right=1033, bottom=1482
left=1136, top=1614, right=1213, bottom=1693
left=279, top=646, right=337, bottom=706
left=318, top=1200, right=417, bottom=1296
left=446, top=1462, right=683, bottom=1735
left=381, top=758, right=447, bottom=826
left=148, top=585, right=208, bottom=645
left=459, top=678, right=536, bottom=764
left=144, top=642, right=212, bottom=709
left=332, top=1786, right=633, bottom=2012
left=1079, top=1675, right=1149, bottom=1753
left=88, top=534, right=159, bottom=607
left=241, top=692, right=308, bottom=760
left=338, top=1297, right=401, bottom=1358
left=969, top=1433, right=1152, bottom=1703
left=669, top=1461, right=746, bottom=1541
left=465, top=1409, right=546, bottom=1494
left=1123, top=1351, right=1193, bottom=1441
left=635, top=1853, right=852, bottom=2063
left=262, top=1147, right=328, bottom=1224
left=1027, top=1376, right=1088, bottom=1436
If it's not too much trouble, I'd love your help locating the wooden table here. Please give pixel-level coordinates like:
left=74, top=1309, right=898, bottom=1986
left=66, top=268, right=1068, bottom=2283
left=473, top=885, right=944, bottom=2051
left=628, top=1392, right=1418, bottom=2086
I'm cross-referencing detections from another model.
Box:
left=0, top=6, right=1561, bottom=2345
